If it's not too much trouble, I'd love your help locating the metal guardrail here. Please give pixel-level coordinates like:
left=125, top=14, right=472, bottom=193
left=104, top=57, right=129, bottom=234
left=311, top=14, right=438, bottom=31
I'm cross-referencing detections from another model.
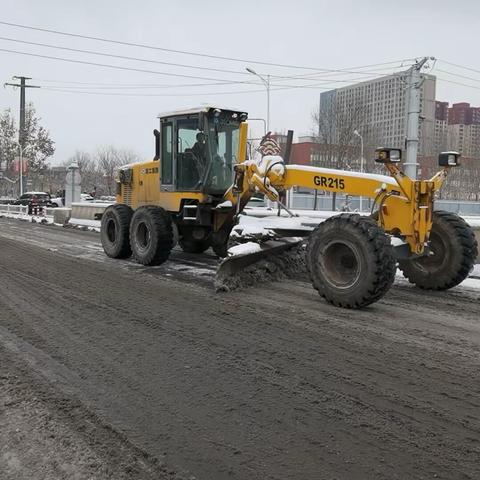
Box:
left=0, top=203, right=56, bottom=218
left=290, top=193, right=480, bottom=215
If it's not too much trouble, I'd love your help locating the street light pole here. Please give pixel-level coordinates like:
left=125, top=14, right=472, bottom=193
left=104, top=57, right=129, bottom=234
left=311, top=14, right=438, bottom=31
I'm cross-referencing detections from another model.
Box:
left=246, top=67, right=270, bottom=132
left=353, top=129, right=364, bottom=212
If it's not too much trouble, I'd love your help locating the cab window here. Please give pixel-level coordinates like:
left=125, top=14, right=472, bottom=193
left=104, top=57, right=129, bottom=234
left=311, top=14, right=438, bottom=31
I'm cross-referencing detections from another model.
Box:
left=161, top=123, right=173, bottom=185
left=176, top=118, right=206, bottom=190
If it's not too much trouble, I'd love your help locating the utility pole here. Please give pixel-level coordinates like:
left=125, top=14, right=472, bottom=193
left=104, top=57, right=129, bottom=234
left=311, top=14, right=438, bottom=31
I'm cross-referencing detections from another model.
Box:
left=404, top=57, right=433, bottom=179
left=4, top=76, right=40, bottom=149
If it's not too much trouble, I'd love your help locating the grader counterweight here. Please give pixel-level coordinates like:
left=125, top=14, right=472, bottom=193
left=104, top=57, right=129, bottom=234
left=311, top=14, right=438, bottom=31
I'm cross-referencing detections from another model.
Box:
left=100, top=107, right=478, bottom=309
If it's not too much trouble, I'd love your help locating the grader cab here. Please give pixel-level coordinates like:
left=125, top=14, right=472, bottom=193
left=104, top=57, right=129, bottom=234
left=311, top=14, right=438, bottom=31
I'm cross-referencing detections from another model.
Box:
left=101, top=107, right=478, bottom=309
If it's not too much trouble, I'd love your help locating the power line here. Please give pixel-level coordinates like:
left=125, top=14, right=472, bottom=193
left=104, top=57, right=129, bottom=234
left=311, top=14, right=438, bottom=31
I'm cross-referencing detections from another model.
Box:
left=0, top=47, right=255, bottom=83
left=34, top=72, right=386, bottom=90
left=0, top=35, right=414, bottom=87
left=38, top=69, right=410, bottom=97
left=0, top=20, right=415, bottom=74
left=434, top=67, right=480, bottom=84
left=0, top=46, right=407, bottom=92
left=436, top=76, right=480, bottom=91
left=35, top=80, right=244, bottom=89
left=439, top=59, right=480, bottom=76
left=0, top=36, right=253, bottom=77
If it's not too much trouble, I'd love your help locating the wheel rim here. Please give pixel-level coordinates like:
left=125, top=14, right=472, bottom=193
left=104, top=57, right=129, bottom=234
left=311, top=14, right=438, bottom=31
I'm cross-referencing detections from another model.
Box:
left=413, top=231, right=448, bottom=273
left=319, top=240, right=361, bottom=289
left=106, top=218, right=117, bottom=243
left=136, top=221, right=151, bottom=251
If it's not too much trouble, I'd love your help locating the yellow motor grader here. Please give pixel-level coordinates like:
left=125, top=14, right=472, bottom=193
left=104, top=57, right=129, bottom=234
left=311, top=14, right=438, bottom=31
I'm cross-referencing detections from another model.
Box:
left=101, top=106, right=478, bottom=308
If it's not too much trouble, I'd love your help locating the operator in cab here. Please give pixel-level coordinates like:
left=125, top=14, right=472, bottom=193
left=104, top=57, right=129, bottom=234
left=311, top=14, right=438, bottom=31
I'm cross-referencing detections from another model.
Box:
left=191, top=132, right=207, bottom=170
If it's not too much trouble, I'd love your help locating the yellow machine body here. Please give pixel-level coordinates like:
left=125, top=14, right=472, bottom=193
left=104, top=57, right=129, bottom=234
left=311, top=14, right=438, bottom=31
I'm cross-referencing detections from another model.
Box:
left=116, top=112, right=451, bottom=258
left=117, top=160, right=207, bottom=213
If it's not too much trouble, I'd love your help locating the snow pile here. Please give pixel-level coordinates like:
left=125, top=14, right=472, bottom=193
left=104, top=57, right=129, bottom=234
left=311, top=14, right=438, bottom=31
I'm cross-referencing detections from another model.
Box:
left=0, top=210, right=54, bottom=225
left=215, top=244, right=307, bottom=292
left=67, top=218, right=101, bottom=233
left=227, top=241, right=262, bottom=256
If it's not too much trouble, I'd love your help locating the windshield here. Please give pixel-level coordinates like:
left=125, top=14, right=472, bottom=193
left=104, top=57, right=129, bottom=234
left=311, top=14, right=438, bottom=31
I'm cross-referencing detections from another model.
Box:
left=177, top=118, right=207, bottom=190
left=204, top=117, right=240, bottom=193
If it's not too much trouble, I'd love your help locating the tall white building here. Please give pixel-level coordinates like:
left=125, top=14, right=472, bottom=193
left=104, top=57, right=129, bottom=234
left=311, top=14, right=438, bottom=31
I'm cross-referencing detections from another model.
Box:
left=319, top=71, right=436, bottom=156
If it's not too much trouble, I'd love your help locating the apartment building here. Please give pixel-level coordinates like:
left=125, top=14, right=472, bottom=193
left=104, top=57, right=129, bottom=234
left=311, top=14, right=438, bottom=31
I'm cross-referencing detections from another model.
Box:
left=319, top=71, right=436, bottom=157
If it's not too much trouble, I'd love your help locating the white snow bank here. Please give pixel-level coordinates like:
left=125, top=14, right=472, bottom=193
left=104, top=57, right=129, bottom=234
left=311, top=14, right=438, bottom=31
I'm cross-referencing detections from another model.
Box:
left=228, top=242, right=262, bottom=256
left=0, top=211, right=53, bottom=224
left=69, top=218, right=101, bottom=232
left=463, top=216, right=480, bottom=228
left=237, top=213, right=311, bottom=230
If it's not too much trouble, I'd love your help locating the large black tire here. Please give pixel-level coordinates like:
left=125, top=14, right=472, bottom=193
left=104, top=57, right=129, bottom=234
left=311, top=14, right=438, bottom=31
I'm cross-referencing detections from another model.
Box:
left=129, top=206, right=173, bottom=266
left=307, top=214, right=396, bottom=308
left=398, top=210, right=478, bottom=290
left=179, top=238, right=210, bottom=253
left=101, top=204, right=133, bottom=259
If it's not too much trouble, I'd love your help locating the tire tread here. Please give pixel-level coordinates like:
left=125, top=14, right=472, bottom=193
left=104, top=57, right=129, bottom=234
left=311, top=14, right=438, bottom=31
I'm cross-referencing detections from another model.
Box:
left=307, top=214, right=396, bottom=308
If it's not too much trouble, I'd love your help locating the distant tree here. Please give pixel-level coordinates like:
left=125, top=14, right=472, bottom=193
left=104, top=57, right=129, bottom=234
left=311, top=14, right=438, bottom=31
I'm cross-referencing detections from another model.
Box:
left=0, top=109, right=18, bottom=172
left=311, top=98, right=383, bottom=174
left=0, top=104, right=55, bottom=174
left=23, top=103, right=55, bottom=172
left=311, top=99, right=368, bottom=170
left=95, top=146, right=139, bottom=195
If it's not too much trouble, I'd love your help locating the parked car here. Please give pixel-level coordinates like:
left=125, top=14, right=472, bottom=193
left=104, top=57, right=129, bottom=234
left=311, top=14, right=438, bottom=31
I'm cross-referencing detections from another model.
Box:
left=49, top=195, right=64, bottom=207
left=13, top=192, right=53, bottom=207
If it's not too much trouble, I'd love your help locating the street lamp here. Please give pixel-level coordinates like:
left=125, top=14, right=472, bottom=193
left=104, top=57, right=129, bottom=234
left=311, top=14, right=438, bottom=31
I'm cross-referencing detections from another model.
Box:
left=353, top=129, right=364, bottom=212
left=14, top=142, right=33, bottom=196
left=246, top=67, right=270, bottom=132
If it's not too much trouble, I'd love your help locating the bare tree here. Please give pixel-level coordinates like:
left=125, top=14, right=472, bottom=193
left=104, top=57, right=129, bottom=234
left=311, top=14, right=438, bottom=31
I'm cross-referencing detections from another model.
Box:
left=311, top=98, right=370, bottom=171
left=95, top=146, right=139, bottom=195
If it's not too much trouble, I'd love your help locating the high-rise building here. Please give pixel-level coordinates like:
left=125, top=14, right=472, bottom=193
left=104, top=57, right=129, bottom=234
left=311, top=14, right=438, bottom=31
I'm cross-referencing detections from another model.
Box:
left=448, top=102, right=480, bottom=125
left=319, top=71, right=436, bottom=158
left=434, top=101, right=449, bottom=153
left=434, top=102, right=480, bottom=157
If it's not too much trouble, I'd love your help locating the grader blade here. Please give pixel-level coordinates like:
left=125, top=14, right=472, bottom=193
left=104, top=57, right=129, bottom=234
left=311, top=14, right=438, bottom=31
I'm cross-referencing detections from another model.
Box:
left=216, top=237, right=304, bottom=281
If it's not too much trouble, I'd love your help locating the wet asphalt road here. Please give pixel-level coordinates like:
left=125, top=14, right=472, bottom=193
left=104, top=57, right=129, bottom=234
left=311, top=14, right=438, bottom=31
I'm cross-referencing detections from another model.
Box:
left=1, top=217, right=480, bottom=480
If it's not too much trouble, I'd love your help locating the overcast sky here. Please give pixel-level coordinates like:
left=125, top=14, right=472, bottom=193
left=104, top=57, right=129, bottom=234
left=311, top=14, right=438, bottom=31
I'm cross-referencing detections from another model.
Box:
left=1, top=0, right=479, bottom=165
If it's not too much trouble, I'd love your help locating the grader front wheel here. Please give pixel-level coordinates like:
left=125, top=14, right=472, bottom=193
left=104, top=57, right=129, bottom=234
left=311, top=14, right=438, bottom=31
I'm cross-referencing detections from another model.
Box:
left=307, top=214, right=396, bottom=308
left=399, top=211, right=478, bottom=290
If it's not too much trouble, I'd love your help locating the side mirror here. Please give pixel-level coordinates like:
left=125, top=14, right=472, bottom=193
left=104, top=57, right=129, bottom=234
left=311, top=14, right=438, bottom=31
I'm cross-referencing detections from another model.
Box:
left=374, top=147, right=402, bottom=164
left=153, top=129, right=160, bottom=160
left=438, top=151, right=460, bottom=167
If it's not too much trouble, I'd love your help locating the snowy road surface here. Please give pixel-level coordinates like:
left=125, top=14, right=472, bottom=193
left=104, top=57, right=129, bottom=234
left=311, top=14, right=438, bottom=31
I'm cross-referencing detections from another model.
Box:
left=1, top=217, right=480, bottom=480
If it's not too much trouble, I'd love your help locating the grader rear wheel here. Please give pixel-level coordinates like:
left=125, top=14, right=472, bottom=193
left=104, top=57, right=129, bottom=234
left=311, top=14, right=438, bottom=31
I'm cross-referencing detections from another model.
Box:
left=129, top=206, right=174, bottom=266
left=307, top=214, right=396, bottom=308
left=100, top=204, right=133, bottom=259
left=399, top=211, right=478, bottom=290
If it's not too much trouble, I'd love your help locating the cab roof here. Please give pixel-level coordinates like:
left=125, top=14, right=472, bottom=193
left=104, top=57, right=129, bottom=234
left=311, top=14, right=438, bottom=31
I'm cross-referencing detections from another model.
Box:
left=158, top=106, right=248, bottom=120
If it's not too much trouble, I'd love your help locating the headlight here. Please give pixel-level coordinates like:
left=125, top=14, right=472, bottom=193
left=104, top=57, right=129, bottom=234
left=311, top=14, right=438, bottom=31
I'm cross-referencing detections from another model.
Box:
left=374, top=147, right=402, bottom=163
left=438, top=151, right=460, bottom=167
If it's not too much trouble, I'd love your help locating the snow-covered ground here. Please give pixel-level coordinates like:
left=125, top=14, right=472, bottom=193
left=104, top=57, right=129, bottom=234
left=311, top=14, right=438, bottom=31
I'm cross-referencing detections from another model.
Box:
left=68, top=218, right=101, bottom=232
left=0, top=210, right=55, bottom=225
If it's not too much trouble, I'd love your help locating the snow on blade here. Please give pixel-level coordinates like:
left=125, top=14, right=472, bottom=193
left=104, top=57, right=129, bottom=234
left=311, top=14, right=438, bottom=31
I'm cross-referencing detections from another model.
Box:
left=228, top=242, right=262, bottom=256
